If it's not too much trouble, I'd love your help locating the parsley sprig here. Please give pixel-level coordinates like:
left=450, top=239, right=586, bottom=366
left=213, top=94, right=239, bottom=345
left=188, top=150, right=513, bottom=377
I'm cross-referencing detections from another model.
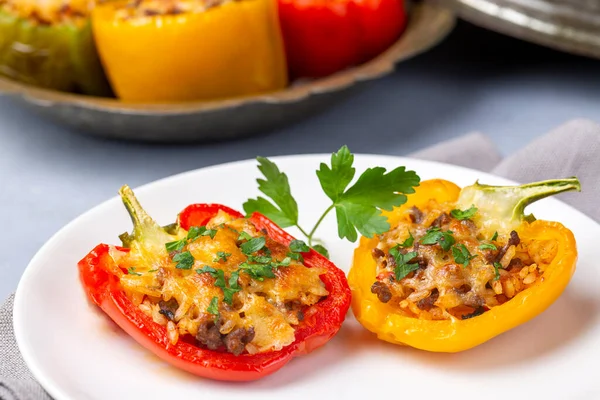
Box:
left=243, top=146, right=420, bottom=257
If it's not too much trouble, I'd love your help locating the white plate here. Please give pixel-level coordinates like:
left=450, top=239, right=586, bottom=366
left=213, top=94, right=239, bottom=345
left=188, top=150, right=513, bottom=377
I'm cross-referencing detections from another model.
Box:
left=14, top=155, right=600, bottom=400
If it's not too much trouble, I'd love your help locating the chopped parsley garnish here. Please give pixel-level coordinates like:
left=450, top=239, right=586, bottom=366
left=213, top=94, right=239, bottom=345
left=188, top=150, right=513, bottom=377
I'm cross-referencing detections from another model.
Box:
left=187, top=225, right=217, bottom=240
left=450, top=206, right=478, bottom=221
left=237, top=231, right=253, bottom=241
left=452, top=244, right=477, bottom=267
left=493, top=262, right=502, bottom=281
left=213, top=251, right=231, bottom=263
left=127, top=267, right=142, bottom=276
left=207, top=296, right=220, bottom=321
left=312, top=244, right=330, bottom=259
left=165, top=225, right=217, bottom=252
left=148, top=269, right=158, bottom=273
left=279, top=257, right=291, bottom=266
left=289, top=239, right=310, bottom=253
left=389, top=247, right=419, bottom=280
left=196, top=265, right=217, bottom=275
left=287, top=239, right=310, bottom=262
left=479, top=243, right=498, bottom=251
left=247, top=255, right=272, bottom=264
left=173, top=251, right=194, bottom=270
left=491, top=231, right=499, bottom=241
left=197, top=267, right=241, bottom=305
left=165, top=239, right=186, bottom=252
left=240, top=237, right=266, bottom=254
left=420, top=227, right=455, bottom=251
left=223, top=271, right=241, bottom=305
left=399, top=231, right=414, bottom=248
left=239, top=262, right=276, bottom=281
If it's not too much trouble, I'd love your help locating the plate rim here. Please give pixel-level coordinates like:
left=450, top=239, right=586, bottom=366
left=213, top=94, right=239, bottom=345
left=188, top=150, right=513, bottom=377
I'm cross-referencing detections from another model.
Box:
left=13, top=153, right=599, bottom=400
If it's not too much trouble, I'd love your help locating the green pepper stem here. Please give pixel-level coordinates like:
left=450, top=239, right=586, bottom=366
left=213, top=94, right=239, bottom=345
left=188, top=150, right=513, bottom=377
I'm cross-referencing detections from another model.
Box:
left=119, top=185, right=161, bottom=240
left=456, top=177, right=581, bottom=233
left=505, top=178, right=581, bottom=220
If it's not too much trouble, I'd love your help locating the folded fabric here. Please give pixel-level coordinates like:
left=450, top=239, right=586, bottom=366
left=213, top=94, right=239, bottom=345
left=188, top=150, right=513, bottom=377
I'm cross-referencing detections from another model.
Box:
left=1, top=118, right=598, bottom=399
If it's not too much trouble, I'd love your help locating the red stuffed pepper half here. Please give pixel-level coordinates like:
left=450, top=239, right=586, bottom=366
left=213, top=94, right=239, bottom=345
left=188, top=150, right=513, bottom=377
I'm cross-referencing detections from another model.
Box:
left=78, top=186, right=351, bottom=381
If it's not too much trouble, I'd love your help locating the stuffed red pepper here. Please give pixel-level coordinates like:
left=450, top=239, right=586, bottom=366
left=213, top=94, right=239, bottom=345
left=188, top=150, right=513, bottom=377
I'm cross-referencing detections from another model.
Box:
left=78, top=186, right=351, bottom=381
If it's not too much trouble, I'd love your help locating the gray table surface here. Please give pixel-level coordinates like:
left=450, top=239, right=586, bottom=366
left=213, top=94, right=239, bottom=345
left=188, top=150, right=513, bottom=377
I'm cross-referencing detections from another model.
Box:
left=1, top=21, right=600, bottom=301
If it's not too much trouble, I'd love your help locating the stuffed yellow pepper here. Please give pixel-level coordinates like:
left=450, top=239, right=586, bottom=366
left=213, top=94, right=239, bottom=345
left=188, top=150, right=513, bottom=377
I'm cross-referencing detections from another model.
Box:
left=0, top=0, right=112, bottom=95
left=92, top=0, right=287, bottom=102
left=349, top=177, right=580, bottom=352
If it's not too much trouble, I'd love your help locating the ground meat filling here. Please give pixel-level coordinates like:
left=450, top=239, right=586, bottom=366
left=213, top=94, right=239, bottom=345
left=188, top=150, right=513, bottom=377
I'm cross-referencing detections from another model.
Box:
left=158, top=298, right=179, bottom=321
left=371, top=202, right=554, bottom=320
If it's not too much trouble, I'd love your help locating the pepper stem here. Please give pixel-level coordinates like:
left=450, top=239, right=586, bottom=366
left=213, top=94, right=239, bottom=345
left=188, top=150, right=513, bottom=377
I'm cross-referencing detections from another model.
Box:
left=456, top=177, right=581, bottom=234
left=119, top=185, right=162, bottom=241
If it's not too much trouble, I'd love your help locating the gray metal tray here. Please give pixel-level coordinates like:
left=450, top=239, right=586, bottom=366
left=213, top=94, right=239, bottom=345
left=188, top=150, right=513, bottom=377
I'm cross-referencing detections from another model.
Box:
left=446, top=0, right=600, bottom=59
left=0, top=2, right=454, bottom=142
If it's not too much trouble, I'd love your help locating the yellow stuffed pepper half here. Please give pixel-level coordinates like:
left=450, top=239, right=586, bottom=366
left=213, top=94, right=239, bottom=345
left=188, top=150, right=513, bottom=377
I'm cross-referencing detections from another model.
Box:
left=349, top=177, right=580, bottom=352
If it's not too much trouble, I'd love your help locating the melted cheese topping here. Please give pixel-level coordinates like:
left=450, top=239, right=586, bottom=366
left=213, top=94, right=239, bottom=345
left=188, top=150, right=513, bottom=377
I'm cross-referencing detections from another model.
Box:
left=372, top=200, right=556, bottom=320
left=109, top=211, right=328, bottom=354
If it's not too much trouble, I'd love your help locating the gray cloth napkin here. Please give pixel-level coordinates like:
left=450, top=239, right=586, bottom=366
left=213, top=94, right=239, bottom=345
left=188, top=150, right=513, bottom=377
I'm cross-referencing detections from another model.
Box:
left=1, top=118, right=599, bottom=399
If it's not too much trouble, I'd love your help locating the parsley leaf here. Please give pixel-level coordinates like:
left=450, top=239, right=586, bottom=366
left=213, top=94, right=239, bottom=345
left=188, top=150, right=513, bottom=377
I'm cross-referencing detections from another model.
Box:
left=289, top=239, right=310, bottom=253
left=420, top=227, right=455, bottom=251
left=288, top=252, right=303, bottom=262
left=165, top=225, right=217, bottom=253
left=240, top=237, right=266, bottom=254
left=207, top=296, right=220, bottom=321
left=452, top=244, right=477, bottom=267
left=127, top=267, right=142, bottom=276
left=242, top=157, right=298, bottom=228
left=197, top=267, right=240, bottom=305
left=165, top=239, right=186, bottom=252
left=493, top=262, right=502, bottom=281
left=187, top=225, right=217, bottom=240
left=239, top=262, right=276, bottom=281
left=315, top=145, right=356, bottom=204
left=312, top=244, right=330, bottom=259
left=321, top=157, right=420, bottom=242
left=196, top=266, right=217, bottom=275
left=389, top=248, right=419, bottom=280
left=247, top=255, right=272, bottom=264
left=479, top=243, right=498, bottom=251
left=491, top=231, right=499, bottom=241
left=238, top=231, right=253, bottom=241
left=173, top=251, right=195, bottom=270
left=450, top=206, right=478, bottom=221
left=400, top=231, right=414, bottom=248
left=223, top=271, right=241, bottom=305
left=279, top=257, right=291, bottom=266
left=213, top=252, right=231, bottom=263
